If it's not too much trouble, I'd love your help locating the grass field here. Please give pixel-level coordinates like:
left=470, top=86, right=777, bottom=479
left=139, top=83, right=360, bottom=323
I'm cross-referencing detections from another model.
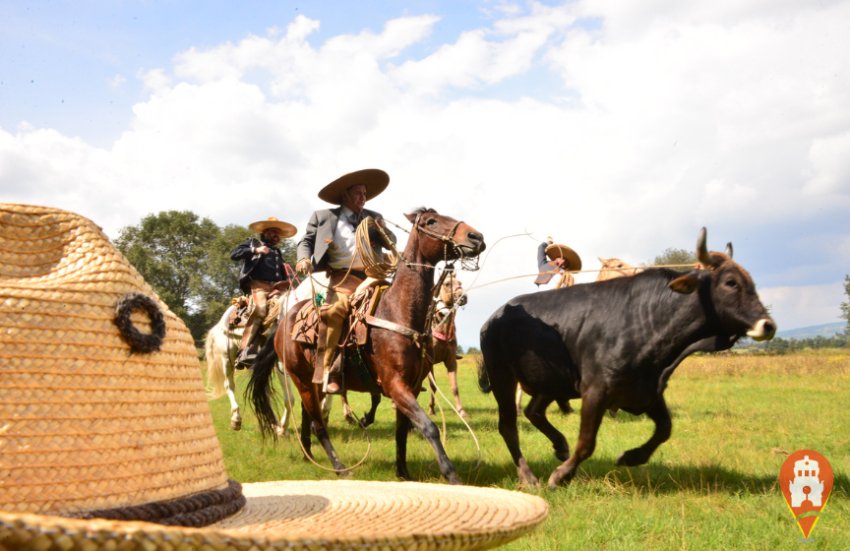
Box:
left=207, top=349, right=850, bottom=550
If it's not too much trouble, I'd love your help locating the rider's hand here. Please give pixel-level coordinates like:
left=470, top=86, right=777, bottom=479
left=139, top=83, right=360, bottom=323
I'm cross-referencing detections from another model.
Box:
left=296, top=258, right=312, bottom=275
left=255, top=245, right=270, bottom=255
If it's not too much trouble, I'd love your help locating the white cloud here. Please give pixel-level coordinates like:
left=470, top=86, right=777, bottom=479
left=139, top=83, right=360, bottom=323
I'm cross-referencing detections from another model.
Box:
left=2, top=2, right=849, bottom=346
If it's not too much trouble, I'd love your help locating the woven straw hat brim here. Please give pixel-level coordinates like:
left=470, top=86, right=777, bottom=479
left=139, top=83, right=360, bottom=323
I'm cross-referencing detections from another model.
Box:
left=318, top=168, right=389, bottom=204
left=247, top=217, right=297, bottom=237
left=545, top=243, right=582, bottom=271
left=0, top=481, right=549, bottom=550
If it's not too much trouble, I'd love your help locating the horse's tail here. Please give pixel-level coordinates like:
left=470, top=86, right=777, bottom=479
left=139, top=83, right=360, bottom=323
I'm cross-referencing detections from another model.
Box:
left=246, top=321, right=281, bottom=440
left=204, top=329, right=226, bottom=400
left=476, top=355, right=492, bottom=394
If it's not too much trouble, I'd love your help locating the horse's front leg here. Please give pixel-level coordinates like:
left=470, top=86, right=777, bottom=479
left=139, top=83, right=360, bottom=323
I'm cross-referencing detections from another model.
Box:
left=274, top=364, right=294, bottom=437
left=223, top=356, right=241, bottom=431
left=390, top=379, right=461, bottom=484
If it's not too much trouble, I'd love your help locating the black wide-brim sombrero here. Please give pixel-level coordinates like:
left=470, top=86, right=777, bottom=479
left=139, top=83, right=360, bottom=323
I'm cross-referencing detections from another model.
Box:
left=248, top=216, right=297, bottom=237
left=318, top=168, right=389, bottom=204
left=545, top=243, right=582, bottom=271
left=0, top=203, right=548, bottom=550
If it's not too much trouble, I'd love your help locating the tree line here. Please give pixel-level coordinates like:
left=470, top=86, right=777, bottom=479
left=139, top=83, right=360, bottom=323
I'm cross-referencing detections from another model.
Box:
left=115, top=211, right=850, bottom=349
left=115, top=210, right=295, bottom=345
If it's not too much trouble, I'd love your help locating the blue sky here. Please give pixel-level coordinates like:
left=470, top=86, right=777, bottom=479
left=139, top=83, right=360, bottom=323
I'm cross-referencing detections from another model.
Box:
left=2, top=1, right=849, bottom=346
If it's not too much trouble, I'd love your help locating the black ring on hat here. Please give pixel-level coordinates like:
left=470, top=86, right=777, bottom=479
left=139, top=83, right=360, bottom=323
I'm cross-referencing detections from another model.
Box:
left=114, top=293, right=167, bottom=353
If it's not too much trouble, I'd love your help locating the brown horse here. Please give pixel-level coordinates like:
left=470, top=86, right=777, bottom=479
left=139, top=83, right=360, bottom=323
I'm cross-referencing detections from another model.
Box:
left=427, top=273, right=468, bottom=418
left=249, top=208, right=485, bottom=483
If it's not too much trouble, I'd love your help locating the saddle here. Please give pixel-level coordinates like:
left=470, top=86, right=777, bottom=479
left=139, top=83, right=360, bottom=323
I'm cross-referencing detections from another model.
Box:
left=291, top=283, right=386, bottom=348
left=227, top=294, right=282, bottom=337
left=290, top=281, right=388, bottom=384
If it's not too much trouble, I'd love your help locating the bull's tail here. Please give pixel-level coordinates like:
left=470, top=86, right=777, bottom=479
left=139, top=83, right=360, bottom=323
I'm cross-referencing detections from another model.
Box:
left=476, top=356, right=492, bottom=393
left=204, top=329, right=226, bottom=400
left=246, top=321, right=282, bottom=440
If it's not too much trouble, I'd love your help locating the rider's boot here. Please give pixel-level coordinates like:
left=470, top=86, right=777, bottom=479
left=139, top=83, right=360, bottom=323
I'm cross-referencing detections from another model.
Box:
left=323, top=316, right=344, bottom=394
left=322, top=302, right=347, bottom=394
left=236, top=320, right=261, bottom=368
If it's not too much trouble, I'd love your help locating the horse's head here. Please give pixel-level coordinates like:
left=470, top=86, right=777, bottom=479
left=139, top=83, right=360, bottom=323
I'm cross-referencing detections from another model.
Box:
left=405, top=208, right=485, bottom=266
left=439, top=276, right=467, bottom=307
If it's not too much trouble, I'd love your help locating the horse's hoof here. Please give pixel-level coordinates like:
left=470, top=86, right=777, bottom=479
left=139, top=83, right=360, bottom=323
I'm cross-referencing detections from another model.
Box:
left=344, top=414, right=358, bottom=426
left=446, top=473, right=462, bottom=485
left=274, top=425, right=286, bottom=438
left=457, top=408, right=468, bottom=419
left=554, top=448, right=569, bottom=461
left=616, top=449, right=648, bottom=467
left=336, top=468, right=353, bottom=478
left=427, top=407, right=436, bottom=416
left=230, top=418, right=242, bottom=431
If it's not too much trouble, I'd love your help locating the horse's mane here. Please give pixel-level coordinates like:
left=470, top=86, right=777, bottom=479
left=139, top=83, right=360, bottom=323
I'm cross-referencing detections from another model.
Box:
left=407, top=206, right=435, bottom=217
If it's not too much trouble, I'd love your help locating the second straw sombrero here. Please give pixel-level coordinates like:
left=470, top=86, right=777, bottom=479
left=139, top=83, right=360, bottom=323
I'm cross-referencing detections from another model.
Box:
left=0, top=203, right=548, bottom=550
left=545, top=243, right=582, bottom=271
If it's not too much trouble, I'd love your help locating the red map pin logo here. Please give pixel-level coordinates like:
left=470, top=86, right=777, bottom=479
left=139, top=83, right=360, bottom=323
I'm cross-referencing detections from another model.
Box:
left=779, top=449, right=834, bottom=539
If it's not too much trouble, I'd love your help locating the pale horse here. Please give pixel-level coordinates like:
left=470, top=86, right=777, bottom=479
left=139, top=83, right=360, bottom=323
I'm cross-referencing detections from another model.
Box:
left=204, top=295, right=295, bottom=435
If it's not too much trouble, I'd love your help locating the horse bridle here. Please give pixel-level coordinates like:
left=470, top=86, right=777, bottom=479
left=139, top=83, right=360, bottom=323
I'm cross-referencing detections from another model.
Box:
left=407, top=210, right=466, bottom=269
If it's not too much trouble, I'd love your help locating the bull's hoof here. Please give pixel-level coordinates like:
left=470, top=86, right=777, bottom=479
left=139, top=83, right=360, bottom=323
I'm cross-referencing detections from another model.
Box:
left=446, top=472, right=462, bottom=485
left=274, top=424, right=286, bottom=438
left=396, top=469, right=413, bottom=481
left=230, top=414, right=242, bottom=431
left=457, top=408, right=468, bottom=419
left=616, top=448, right=649, bottom=467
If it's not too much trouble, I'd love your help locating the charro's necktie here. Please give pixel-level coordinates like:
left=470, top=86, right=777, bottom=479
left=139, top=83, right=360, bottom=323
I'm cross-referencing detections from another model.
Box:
left=347, top=213, right=363, bottom=227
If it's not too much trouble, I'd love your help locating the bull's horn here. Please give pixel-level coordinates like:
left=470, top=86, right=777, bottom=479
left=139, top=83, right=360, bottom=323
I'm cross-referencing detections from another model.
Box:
left=696, top=227, right=712, bottom=266
left=725, top=242, right=733, bottom=258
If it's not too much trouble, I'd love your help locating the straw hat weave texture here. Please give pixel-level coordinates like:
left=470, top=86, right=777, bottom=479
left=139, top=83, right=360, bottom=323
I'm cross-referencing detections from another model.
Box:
left=0, top=204, right=229, bottom=516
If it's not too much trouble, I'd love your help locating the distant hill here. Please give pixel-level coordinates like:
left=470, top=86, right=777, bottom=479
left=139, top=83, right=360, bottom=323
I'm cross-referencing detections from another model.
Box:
left=777, top=322, right=846, bottom=340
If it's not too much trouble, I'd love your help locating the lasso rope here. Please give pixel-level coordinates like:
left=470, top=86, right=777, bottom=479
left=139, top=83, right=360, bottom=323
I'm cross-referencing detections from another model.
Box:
left=355, top=216, right=399, bottom=278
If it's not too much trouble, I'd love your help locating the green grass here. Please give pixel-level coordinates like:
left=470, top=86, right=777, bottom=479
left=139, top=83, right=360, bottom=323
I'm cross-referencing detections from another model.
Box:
left=207, top=350, right=850, bottom=550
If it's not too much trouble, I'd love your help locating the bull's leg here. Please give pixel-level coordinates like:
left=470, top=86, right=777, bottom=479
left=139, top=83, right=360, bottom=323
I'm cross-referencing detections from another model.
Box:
left=616, top=396, right=672, bottom=467
left=547, top=386, right=607, bottom=488
left=493, top=382, right=538, bottom=487
left=392, top=383, right=461, bottom=484
left=524, top=394, right=569, bottom=461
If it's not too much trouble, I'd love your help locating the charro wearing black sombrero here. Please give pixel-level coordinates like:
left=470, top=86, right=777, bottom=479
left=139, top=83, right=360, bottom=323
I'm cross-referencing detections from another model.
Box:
left=295, top=168, right=396, bottom=394
left=231, top=216, right=297, bottom=367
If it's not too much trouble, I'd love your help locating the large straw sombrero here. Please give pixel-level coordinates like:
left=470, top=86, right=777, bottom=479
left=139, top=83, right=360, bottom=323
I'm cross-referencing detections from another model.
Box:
left=0, top=203, right=548, bottom=550
left=318, top=168, right=389, bottom=204
left=248, top=216, right=297, bottom=237
left=545, top=243, right=582, bottom=271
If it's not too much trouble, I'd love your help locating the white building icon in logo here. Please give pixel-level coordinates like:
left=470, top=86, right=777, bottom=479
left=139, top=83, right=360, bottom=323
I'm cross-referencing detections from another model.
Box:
left=788, top=455, right=824, bottom=507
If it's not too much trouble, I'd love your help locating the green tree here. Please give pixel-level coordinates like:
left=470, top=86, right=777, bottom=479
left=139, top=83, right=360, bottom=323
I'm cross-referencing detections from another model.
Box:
left=652, top=248, right=697, bottom=271
left=115, top=211, right=218, bottom=343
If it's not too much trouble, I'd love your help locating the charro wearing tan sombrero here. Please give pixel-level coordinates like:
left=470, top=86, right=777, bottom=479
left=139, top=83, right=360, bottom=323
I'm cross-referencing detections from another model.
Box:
left=295, top=168, right=396, bottom=394
left=230, top=216, right=297, bottom=367
left=0, top=203, right=548, bottom=550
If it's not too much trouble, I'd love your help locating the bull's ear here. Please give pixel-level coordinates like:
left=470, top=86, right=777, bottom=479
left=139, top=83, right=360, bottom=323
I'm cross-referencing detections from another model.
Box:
left=405, top=212, right=417, bottom=223
left=669, top=272, right=701, bottom=294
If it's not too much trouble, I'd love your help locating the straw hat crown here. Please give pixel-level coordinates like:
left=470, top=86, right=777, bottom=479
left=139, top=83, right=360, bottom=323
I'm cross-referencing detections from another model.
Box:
left=318, top=168, right=389, bottom=204
left=0, top=203, right=548, bottom=550
left=545, top=242, right=582, bottom=271
left=248, top=216, right=297, bottom=237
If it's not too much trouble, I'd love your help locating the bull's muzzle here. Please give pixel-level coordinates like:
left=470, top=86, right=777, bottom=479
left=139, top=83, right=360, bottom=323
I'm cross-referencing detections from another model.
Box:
left=746, top=318, right=777, bottom=341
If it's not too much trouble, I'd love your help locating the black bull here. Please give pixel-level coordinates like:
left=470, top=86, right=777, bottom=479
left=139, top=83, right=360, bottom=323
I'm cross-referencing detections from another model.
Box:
left=478, top=228, right=776, bottom=488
